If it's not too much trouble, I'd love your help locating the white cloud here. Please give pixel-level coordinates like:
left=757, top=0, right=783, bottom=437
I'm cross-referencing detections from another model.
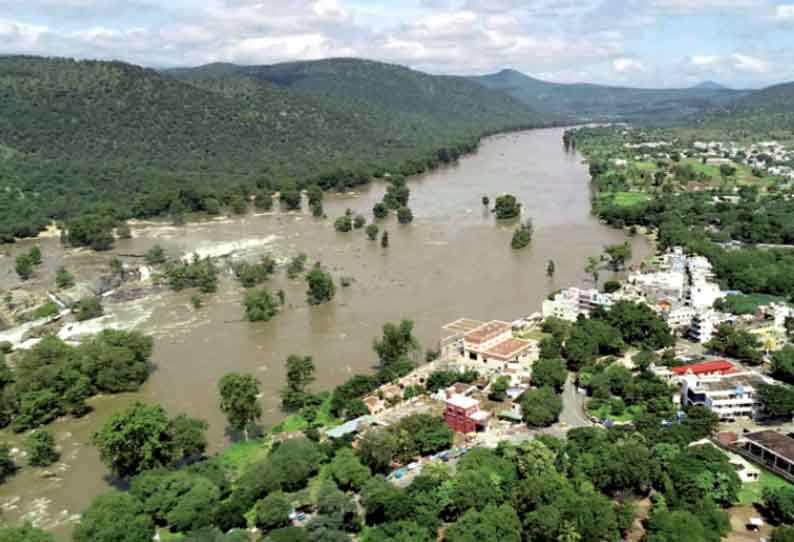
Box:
left=731, top=52, right=769, bottom=73
left=613, top=57, right=645, bottom=73
left=773, top=4, right=794, bottom=21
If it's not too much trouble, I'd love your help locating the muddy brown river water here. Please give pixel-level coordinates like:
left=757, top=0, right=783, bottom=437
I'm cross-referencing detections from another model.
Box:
left=0, top=128, right=651, bottom=539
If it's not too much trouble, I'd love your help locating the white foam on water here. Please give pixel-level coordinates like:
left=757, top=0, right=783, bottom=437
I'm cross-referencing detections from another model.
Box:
left=181, top=235, right=281, bottom=262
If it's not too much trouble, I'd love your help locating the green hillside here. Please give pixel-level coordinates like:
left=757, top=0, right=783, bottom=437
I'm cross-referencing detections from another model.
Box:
left=169, top=58, right=544, bottom=130
left=694, top=82, right=794, bottom=138
left=471, top=69, right=749, bottom=122
left=0, top=56, right=542, bottom=241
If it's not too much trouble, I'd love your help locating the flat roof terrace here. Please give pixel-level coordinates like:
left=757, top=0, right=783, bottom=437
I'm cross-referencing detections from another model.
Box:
left=484, top=338, right=533, bottom=361
left=464, top=320, right=511, bottom=344
left=441, top=318, right=485, bottom=339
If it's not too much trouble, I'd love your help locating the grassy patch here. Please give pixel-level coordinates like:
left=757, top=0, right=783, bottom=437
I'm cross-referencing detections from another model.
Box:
left=738, top=470, right=794, bottom=505
left=720, top=293, right=789, bottom=315
left=272, top=394, right=338, bottom=434
left=515, top=329, right=551, bottom=342
left=33, top=302, right=59, bottom=319
left=587, top=402, right=644, bottom=423
left=602, top=192, right=651, bottom=208
left=218, top=437, right=272, bottom=477
left=157, top=531, right=186, bottom=541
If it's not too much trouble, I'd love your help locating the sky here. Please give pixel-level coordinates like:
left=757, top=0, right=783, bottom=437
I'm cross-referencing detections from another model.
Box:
left=1, top=0, right=794, bottom=88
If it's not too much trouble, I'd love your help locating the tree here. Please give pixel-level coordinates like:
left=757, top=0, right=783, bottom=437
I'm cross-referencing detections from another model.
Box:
left=482, top=195, right=490, bottom=206
left=287, top=253, right=308, bottom=279
left=361, top=521, right=432, bottom=542
left=547, top=260, right=556, bottom=278
left=604, top=242, right=632, bottom=270
left=218, top=373, right=262, bottom=439
left=335, top=215, right=353, bottom=232
left=66, top=214, right=115, bottom=251
left=366, top=224, right=379, bottom=240
left=92, top=402, right=197, bottom=478
left=373, top=320, right=419, bottom=368
left=354, top=215, right=366, bottom=229
left=144, top=244, right=167, bottom=265
left=243, top=288, right=279, bottom=322
left=15, top=254, right=33, bottom=280
left=73, top=491, right=154, bottom=542
left=520, top=387, right=562, bottom=428
left=707, top=324, right=762, bottom=364
left=329, top=448, right=371, bottom=491
left=381, top=230, right=389, bottom=247
left=55, top=266, right=75, bottom=288
left=306, top=263, right=336, bottom=305
left=532, top=358, right=567, bottom=392
left=771, top=346, right=794, bottom=384
left=759, top=383, right=794, bottom=419
left=0, top=444, right=15, bottom=482
left=494, top=195, right=521, bottom=219
left=603, top=280, right=621, bottom=293
left=265, top=528, right=310, bottom=542
left=281, top=355, right=316, bottom=411
left=280, top=183, right=302, bottom=210
left=256, top=190, right=274, bottom=211
left=644, top=509, right=708, bottom=542
left=786, top=316, right=794, bottom=341
left=383, top=178, right=410, bottom=210
left=445, top=504, right=521, bottom=542
left=511, top=218, right=533, bottom=249
left=585, top=255, right=601, bottom=286
left=25, top=429, right=59, bottom=467
left=373, top=202, right=388, bottom=220
left=170, top=413, right=209, bottom=460
left=773, top=526, right=794, bottom=542
left=397, top=207, right=413, bottom=224
left=488, top=376, right=510, bottom=401
left=73, top=296, right=104, bottom=321
left=254, top=492, right=292, bottom=532
left=0, top=524, right=53, bottom=542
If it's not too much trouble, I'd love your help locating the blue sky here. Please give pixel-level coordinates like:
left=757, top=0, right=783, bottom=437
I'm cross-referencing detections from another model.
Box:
left=1, top=0, right=793, bottom=88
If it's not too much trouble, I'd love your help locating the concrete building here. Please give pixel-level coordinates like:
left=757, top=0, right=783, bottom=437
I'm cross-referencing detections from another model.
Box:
left=690, top=310, right=730, bottom=343
left=542, top=288, right=581, bottom=322
left=689, top=282, right=724, bottom=310
left=738, top=431, right=794, bottom=481
left=682, top=372, right=770, bottom=421
left=444, top=394, right=489, bottom=433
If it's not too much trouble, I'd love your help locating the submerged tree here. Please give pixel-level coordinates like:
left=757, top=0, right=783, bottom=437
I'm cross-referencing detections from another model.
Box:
left=218, top=373, right=262, bottom=440
left=546, top=259, right=556, bottom=278
left=306, top=262, right=336, bottom=305
left=511, top=218, right=534, bottom=249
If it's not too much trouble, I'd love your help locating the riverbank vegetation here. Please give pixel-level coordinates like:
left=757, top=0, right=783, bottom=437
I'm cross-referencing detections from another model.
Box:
left=0, top=330, right=153, bottom=434
left=0, top=56, right=544, bottom=243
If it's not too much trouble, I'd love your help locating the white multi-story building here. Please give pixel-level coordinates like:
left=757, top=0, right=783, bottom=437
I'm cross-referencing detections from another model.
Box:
left=682, top=372, right=772, bottom=421
left=542, top=288, right=581, bottom=322
left=690, top=310, right=731, bottom=343
left=665, top=306, right=696, bottom=329
left=689, top=282, right=724, bottom=310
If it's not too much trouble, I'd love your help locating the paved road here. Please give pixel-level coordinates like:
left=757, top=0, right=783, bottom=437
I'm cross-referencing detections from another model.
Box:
left=559, top=374, right=592, bottom=429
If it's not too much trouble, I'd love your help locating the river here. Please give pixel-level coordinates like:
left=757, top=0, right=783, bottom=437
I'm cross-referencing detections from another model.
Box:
left=0, top=127, right=651, bottom=539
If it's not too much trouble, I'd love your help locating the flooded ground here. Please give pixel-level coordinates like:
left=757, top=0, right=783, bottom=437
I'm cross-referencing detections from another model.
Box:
left=0, top=127, right=651, bottom=539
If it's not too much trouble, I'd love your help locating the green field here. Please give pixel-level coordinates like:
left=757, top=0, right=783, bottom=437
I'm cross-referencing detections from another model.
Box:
left=600, top=191, right=651, bottom=208
left=721, top=293, right=790, bottom=315
left=587, top=402, right=644, bottom=423
left=738, top=470, right=794, bottom=505
left=218, top=437, right=272, bottom=477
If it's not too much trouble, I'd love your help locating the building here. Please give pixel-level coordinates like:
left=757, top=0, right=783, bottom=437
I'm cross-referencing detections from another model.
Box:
left=444, top=394, right=489, bottom=433
left=325, top=415, right=377, bottom=439
left=682, top=372, right=770, bottom=421
left=690, top=310, right=730, bottom=343
left=663, top=305, right=696, bottom=329
left=440, top=318, right=485, bottom=360
left=738, top=431, right=794, bottom=481
left=689, top=282, right=724, bottom=310
left=672, top=360, right=736, bottom=378
left=542, top=288, right=581, bottom=322
left=460, top=321, right=537, bottom=378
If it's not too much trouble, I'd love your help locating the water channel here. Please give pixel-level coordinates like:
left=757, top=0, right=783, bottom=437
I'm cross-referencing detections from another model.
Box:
left=0, top=127, right=652, bottom=539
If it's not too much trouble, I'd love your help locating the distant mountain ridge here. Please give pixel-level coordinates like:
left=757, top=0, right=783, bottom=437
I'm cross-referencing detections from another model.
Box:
left=167, top=58, right=547, bottom=129
left=692, top=81, right=728, bottom=90
left=696, top=81, right=794, bottom=134
left=469, top=69, right=749, bottom=122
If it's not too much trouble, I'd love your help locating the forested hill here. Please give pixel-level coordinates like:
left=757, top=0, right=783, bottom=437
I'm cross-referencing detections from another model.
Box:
left=470, top=69, right=749, bottom=122
left=0, top=56, right=543, bottom=241
left=167, top=58, right=545, bottom=128
left=693, top=82, right=794, bottom=137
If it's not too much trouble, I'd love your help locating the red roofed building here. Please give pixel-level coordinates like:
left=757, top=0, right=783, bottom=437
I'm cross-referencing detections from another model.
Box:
left=444, top=394, right=490, bottom=433
left=671, top=360, right=735, bottom=377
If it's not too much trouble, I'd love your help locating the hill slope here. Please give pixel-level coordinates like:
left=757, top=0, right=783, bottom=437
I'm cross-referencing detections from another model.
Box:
left=168, top=58, right=545, bottom=130
left=691, top=82, right=794, bottom=137
left=0, top=56, right=542, bottom=239
left=470, top=69, right=748, bottom=122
